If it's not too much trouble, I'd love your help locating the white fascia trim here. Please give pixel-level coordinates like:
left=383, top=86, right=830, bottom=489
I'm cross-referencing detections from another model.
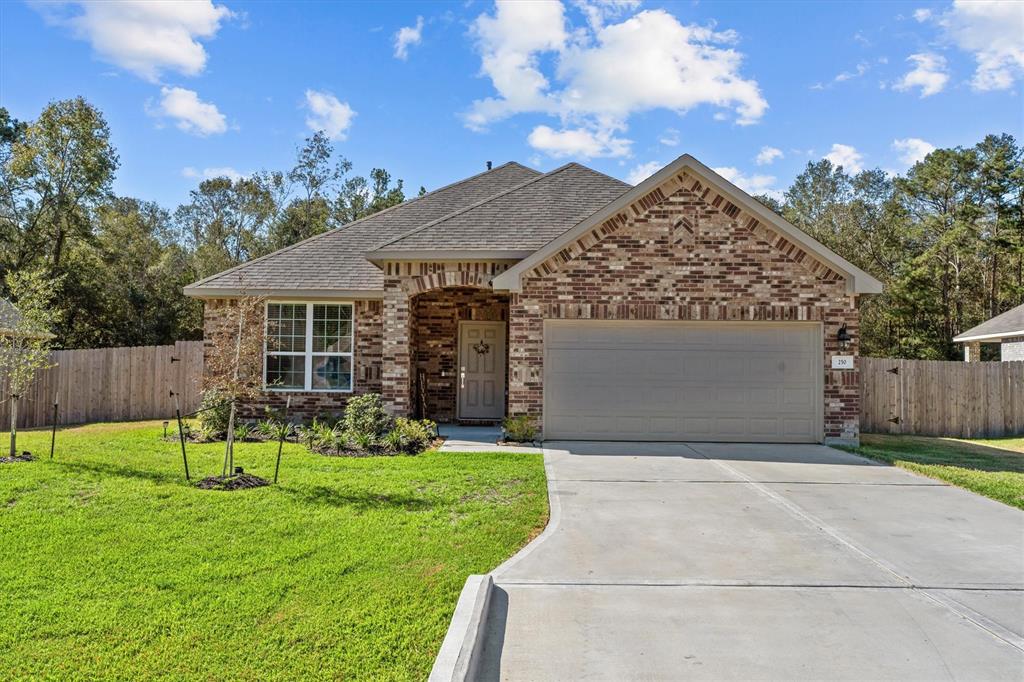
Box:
left=492, top=154, right=885, bottom=295
left=183, top=286, right=383, bottom=300
left=954, top=329, right=1024, bottom=343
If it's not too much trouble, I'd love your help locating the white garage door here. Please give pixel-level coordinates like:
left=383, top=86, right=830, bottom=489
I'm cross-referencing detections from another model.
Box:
left=543, top=320, right=822, bottom=443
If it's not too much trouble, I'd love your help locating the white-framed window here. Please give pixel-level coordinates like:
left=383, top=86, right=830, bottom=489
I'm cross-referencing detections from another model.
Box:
left=265, top=302, right=354, bottom=392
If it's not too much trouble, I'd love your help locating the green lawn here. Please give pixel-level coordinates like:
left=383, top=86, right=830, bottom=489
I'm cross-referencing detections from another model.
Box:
left=0, top=421, right=547, bottom=681
left=853, top=433, right=1024, bottom=510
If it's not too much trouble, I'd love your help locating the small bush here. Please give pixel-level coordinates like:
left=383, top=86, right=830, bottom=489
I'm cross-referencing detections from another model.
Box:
left=342, top=394, right=393, bottom=441
left=257, top=418, right=292, bottom=442
left=233, top=423, right=253, bottom=442
left=503, top=415, right=537, bottom=443
left=197, top=389, right=232, bottom=437
left=384, top=418, right=434, bottom=454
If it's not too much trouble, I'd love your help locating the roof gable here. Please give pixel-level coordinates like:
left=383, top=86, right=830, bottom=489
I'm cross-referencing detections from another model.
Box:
left=184, top=162, right=541, bottom=297
left=492, top=155, right=884, bottom=295
left=367, top=163, right=630, bottom=259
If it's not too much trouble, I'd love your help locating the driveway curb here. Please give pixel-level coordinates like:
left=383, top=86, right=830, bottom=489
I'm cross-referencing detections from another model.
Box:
left=428, top=574, right=494, bottom=682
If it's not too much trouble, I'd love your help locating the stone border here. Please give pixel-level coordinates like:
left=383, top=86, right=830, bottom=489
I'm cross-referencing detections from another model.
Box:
left=429, top=574, right=495, bottom=682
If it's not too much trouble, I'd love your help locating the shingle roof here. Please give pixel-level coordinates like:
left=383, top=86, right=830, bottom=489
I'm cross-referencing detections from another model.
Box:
left=0, top=298, right=52, bottom=338
left=0, top=298, right=21, bottom=332
left=369, top=163, right=631, bottom=255
left=184, top=162, right=542, bottom=295
left=954, top=303, right=1024, bottom=342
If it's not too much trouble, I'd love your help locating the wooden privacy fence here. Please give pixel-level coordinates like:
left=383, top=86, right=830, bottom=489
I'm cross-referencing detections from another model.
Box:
left=861, top=357, right=1024, bottom=438
left=0, top=341, right=203, bottom=429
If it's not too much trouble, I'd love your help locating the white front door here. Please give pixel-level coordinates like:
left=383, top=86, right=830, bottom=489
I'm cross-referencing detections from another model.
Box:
left=458, top=321, right=506, bottom=420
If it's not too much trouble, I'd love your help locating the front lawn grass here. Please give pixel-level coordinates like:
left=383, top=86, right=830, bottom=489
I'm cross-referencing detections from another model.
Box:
left=853, top=433, right=1024, bottom=510
left=0, top=421, right=547, bottom=680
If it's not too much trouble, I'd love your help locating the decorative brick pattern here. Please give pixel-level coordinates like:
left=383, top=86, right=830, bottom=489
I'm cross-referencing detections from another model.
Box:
left=411, top=288, right=508, bottom=421
left=202, top=299, right=383, bottom=422
left=507, top=183, right=861, bottom=443
left=528, top=171, right=845, bottom=285
left=379, top=261, right=513, bottom=417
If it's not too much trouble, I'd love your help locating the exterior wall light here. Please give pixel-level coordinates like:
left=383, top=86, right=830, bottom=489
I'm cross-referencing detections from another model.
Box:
left=837, top=323, right=852, bottom=350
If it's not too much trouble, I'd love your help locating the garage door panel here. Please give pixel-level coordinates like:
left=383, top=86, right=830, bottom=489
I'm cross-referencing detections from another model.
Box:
left=544, top=321, right=821, bottom=443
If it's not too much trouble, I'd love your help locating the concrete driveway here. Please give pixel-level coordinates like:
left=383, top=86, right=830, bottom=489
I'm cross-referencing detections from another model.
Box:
left=478, top=442, right=1024, bottom=681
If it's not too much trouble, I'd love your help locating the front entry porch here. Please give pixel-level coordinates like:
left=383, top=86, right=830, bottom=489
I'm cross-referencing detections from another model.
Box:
left=406, top=286, right=510, bottom=424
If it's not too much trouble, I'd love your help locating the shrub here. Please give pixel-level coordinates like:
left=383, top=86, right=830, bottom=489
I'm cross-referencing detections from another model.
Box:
left=197, top=389, right=232, bottom=438
left=341, top=394, right=393, bottom=441
left=257, top=418, right=292, bottom=442
left=233, top=423, right=253, bottom=442
left=502, top=415, right=537, bottom=443
left=384, top=418, right=434, bottom=454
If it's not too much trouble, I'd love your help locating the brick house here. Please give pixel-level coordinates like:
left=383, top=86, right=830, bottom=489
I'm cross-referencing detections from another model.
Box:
left=185, top=155, right=882, bottom=445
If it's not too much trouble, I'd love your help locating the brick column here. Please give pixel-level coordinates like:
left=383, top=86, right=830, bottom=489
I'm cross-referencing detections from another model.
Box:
left=963, top=341, right=981, bottom=362
left=381, top=278, right=413, bottom=416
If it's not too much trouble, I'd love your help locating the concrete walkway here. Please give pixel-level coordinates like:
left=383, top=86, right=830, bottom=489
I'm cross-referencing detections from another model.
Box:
left=479, top=441, right=1024, bottom=680
left=438, top=424, right=542, bottom=454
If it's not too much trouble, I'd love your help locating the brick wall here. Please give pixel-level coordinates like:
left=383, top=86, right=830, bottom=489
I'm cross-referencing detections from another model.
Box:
left=379, top=261, right=515, bottom=417
left=411, top=288, right=508, bottom=421
left=202, top=298, right=383, bottom=422
left=508, top=183, right=861, bottom=444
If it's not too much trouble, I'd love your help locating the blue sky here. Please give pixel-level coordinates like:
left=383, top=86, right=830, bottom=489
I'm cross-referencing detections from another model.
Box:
left=2, top=0, right=1022, bottom=208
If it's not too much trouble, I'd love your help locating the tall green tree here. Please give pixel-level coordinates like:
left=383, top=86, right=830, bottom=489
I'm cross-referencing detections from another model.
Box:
left=174, top=175, right=280, bottom=279
left=0, top=98, right=118, bottom=276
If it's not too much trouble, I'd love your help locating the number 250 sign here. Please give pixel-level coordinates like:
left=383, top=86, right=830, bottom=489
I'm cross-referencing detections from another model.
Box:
left=831, top=355, right=855, bottom=370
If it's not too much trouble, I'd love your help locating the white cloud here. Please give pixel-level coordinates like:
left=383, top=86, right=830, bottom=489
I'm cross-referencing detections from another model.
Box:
left=712, top=166, right=782, bottom=201
left=556, top=10, right=766, bottom=126
left=182, top=166, right=246, bottom=181
left=394, top=16, right=424, bottom=60
left=942, top=0, right=1024, bottom=91
left=892, top=137, right=936, bottom=166
left=834, top=61, right=869, bottom=83
left=527, top=125, right=631, bottom=158
left=304, top=90, right=356, bottom=140
left=893, top=53, right=949, bottom=97
left=659, top=128, right=680, bottom=147
left=465, top=0, right=568, bottom=130
left=466, top=2, right=767, bottom=158
left=755, top=146, right=783, bottom=166
left=37, top=0, right=233, bottom=82
left=153, top=86, right=227, bottom=135
left=913, top=8, right=932, bottom=22
left=625, top=160, right=663, bottom=185
left=824, top=143, right=864, bottom=173
left=573, top=0, right=641, bottom=31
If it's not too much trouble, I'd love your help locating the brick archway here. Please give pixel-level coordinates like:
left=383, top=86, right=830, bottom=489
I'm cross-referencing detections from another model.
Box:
left=403, top=270, right=494, bottom=296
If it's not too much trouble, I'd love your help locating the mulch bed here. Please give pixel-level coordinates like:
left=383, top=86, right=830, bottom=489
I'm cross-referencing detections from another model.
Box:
left=0, top=452, right=36, bottom=464
left=195, top=473, right=270, bottom=491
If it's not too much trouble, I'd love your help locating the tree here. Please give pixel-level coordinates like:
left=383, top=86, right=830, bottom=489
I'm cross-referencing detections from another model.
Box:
left=0, top=270, right=57, bottom=458
left=333, top=167, right=406, bottom=225
left=0, top=98, right=118, bottom=277
left=202, top=295, right=265, bottom=478
left=174, top=175, right=280, bottom=279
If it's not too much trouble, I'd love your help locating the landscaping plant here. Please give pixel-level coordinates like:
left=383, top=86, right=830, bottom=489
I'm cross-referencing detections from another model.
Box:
left=201, top=294, right=266, bottom=483
left=502, top=415, right=538, bottom=443
left=0, top=270, right=56, bottom=461
left=340, top=393, right=393, bottom=441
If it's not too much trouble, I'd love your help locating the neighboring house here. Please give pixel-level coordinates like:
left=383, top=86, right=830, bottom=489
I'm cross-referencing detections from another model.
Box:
left=954, top=304, right=1024, bottom=362
left=185, top=155, right=883, bottom=445
left=0, top=298, right=50, bottom=339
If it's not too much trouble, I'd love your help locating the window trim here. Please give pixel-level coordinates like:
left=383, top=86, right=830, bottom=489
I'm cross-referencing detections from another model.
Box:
left=264, top=300, right=355, bottom=393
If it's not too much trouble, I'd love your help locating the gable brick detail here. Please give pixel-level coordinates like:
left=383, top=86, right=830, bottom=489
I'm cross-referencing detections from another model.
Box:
left=508, top=184, right=861, bottom=443
left=527, top=171, right=846, bottom=286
